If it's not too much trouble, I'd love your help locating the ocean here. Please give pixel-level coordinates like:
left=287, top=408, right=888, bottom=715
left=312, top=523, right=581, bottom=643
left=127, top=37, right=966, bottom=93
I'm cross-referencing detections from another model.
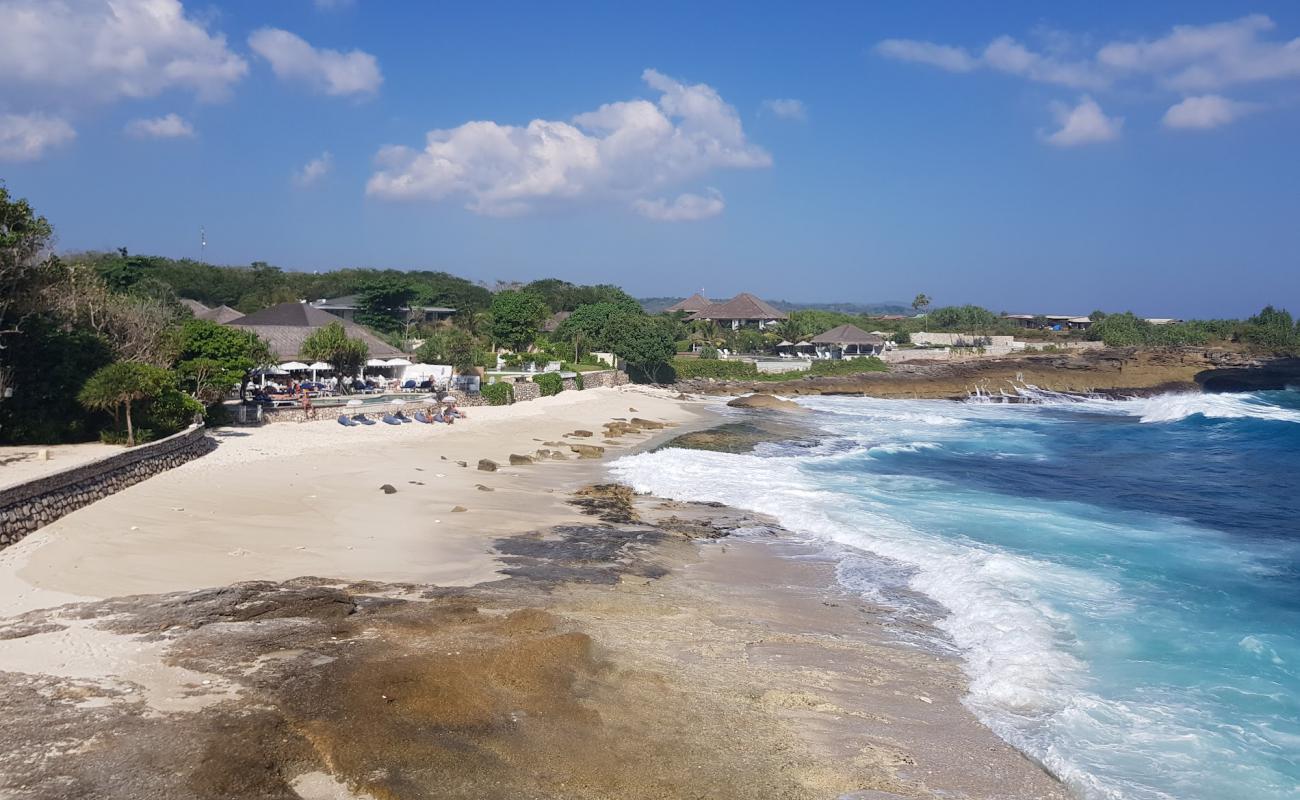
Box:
left=611, top=389, right=1300, bottom=800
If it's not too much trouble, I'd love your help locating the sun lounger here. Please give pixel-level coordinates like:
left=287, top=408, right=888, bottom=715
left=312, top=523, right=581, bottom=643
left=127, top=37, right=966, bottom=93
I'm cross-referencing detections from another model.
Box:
left=381, top=414, right=402, bottom=425
left=393, top=411, right=413, bottom=422
left=337, top=416, right=357, bottom=427
left=413, top=411, right=431, bottom=423
left=352, top=413, right=376, bottom=425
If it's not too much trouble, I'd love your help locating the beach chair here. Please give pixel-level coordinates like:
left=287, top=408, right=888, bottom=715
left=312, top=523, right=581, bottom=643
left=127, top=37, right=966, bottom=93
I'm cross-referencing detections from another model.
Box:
left=352, top=413, right=376, bottom=425
left=381, top=414, right=402, bottom=425
left=337, top=415, right=358, bottom=427
left=413, top=411, right=431, bottom=423
left=393, top=411, right=413, bottom=423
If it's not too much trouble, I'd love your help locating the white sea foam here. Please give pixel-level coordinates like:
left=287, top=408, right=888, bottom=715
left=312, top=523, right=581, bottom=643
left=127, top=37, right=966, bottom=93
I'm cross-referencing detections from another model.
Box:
left=985, top=386, right=1300, bottom=424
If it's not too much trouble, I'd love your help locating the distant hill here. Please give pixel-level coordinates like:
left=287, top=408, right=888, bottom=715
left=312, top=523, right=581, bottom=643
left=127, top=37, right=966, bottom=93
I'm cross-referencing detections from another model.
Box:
left=639, top=296, right=912, bottom=316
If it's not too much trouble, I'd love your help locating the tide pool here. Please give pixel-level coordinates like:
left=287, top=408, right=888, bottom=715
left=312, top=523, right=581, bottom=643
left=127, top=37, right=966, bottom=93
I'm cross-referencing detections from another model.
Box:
left=612, top=390, right=1300, bottom=800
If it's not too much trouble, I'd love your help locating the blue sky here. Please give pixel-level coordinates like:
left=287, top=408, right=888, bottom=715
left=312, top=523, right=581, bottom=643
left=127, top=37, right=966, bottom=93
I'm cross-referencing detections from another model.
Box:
left=1, top=0, right=1298, bottom=317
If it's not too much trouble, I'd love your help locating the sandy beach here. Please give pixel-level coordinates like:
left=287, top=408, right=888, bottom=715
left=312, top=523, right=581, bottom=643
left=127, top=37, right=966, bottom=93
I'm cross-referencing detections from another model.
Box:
left=0, top=386, right=1064, bottom=799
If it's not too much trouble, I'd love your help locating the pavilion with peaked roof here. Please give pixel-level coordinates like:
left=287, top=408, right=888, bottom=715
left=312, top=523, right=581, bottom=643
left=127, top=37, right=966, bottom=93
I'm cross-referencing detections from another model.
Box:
left=665, top=293, right=711, bottom=314
left=180, top=298, right=245, bottom=324
left=224, top=301, right=404, bottom=363
left=810, top=324, right=885, bottom=359
left=687, top=292, right=787, bottom=330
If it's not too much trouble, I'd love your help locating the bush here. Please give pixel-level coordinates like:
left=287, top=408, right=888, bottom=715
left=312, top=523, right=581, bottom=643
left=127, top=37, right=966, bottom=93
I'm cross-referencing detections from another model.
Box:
left=572, top=371, right=584, bottom=390
left=533, top=372, right=563, bottom=397
left=481, top=382, right=514, bottom=406
left=670, top=358, right=759, bottom=380
left=101, top=428, right=157, bottom=445
left=699, top=346, right=719, bottom=359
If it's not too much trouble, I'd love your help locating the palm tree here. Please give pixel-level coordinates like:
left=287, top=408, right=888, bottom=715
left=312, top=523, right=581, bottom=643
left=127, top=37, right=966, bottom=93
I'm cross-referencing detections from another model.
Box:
left=78, top=362, right=169, bottom=446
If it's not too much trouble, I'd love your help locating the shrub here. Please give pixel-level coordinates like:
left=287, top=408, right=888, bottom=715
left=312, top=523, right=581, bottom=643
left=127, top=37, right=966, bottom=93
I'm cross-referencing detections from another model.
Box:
left=481, top=382, right=514, bottom=406
left=670, top=358, right=759, bottom=380
left=572, top=371, right=584, bottom=390
left=533, top=372, right=563, bottom=397
left=699, top=346, right=719, bottom=359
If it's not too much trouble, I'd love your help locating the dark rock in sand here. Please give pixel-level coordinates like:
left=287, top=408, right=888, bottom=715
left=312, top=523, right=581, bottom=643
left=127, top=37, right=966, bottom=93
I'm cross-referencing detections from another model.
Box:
left=477, top=459, right=498, bottom=472
left=568, top=430, right=594, bottom=438
left=630, top=417, right=665, bottom=429
left=456, top=460, right=467, bottom=468
left=451, top=506, right=468, bottom=513
left=475, top=484, right=495, bottom=492
left=569, top=444, right=605, bottom=459
left=380, top=484, right=397, bottom=494
left=568, top=483, right=639, bottom=524
left=509, top=454, right=534, bottom=466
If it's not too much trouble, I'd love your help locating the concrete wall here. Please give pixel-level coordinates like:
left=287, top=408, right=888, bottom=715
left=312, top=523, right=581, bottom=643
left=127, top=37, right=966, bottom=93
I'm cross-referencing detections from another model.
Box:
left=0, top=425, right=214, bottom=549
left=912, top=332, right=1016, bottom=348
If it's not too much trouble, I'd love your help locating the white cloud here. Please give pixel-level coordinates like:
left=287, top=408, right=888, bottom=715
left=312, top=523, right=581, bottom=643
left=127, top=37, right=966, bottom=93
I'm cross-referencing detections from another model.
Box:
left=0, top=0, right=247, bottom=104
left=313, top=0, right=355, bottom=9
left=875, top=39, right=977, bottom=72
left=1162, top=95, right=1258, bottom=129
left=366, top=69, right=770, bottom=218
left=1043, top=96, right=1123, bottom=147
left=248, top=28, right=382, bottom=97
left=0, top=113, right=76, bottom=161
left=760, top=98, right=807, bottom=121
left=294, top=151, right=334, bottom=187
left=124, top=113, right=195, bottom=139
left=877, top=14, right=1300, bottom=92
left=1098, top=15, right=1300, bottom=91
left=634, top=189, right=725, bottom=222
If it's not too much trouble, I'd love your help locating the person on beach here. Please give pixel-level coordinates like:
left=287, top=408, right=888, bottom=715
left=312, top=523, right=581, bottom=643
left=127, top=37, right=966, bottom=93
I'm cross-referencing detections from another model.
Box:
left=300, top=389, right=315, bottom=419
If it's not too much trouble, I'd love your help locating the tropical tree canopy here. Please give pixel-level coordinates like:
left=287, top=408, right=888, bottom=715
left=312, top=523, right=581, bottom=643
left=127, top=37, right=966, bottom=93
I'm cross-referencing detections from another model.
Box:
left=77, top=362, right=171, bottom=447
left=301, top=322, right=369, bottom=390
left=489, top=290, right=547, bottom=352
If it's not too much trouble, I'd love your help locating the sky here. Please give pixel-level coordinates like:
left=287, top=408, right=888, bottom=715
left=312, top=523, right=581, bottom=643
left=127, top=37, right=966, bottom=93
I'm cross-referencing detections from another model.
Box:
left=1, top=1, right=1298, bottom=318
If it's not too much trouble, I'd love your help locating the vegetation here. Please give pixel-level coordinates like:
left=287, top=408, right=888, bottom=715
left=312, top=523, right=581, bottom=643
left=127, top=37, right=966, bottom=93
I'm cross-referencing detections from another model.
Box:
left=171, top=319, right=273, bottom=402
left=489, top=290, right=547, bottom=352
left=533, top=372, right=564, bottom=397
left=481, top=382, right=514, bottom=405
left=301, top=322, right=369, bottom=392
left=77, top=362, right=200, bottom=447
left=414, top=328, right=480, bottom=372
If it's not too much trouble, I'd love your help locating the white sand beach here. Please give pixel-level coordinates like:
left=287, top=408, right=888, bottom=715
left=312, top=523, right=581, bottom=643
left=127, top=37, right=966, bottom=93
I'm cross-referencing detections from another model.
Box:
left=0, top=386, right=712, bottom=617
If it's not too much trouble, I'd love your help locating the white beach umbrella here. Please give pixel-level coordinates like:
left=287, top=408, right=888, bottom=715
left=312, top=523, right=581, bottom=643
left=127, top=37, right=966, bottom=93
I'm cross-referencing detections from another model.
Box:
left=279, top=361, right=310, bottom=371
left=776, top=340, right=793, bottom=347
left=365, top=358, right=389, bottom=367
left=308, top=361, right=331, bottom=381
left=385, top=357, right=413, bottom=366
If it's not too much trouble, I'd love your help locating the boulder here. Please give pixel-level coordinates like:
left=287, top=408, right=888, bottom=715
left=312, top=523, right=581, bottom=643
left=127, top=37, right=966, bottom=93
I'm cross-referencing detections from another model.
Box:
left=477, top=459, right=498, bottom=472
left=630, top=417, right=665, bottom=429
left=380, top=484, right=397, bottom=494
left=570, top=444, right=605, bottom=459
left=726, top=393, right=804, bottom=412
left=451, top=506, right=468, bottom=513
left=567, top=430, right=594, bottom=438
left=509, top=454, right=534, bottom=466
left=475, top=484, right=495, bottom=492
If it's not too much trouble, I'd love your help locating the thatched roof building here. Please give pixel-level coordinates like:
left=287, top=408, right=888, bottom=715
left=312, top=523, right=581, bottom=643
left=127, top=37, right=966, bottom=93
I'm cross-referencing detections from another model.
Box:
left=225, top=302, right=404, bottom=361
left=665, top=293, right=710, bottom=313
left=687, top=293, right=787, bottom=329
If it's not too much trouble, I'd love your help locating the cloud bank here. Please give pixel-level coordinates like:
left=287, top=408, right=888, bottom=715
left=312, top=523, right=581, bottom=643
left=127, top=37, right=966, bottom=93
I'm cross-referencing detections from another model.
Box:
left=1043, top=96, right=1123, bottom=147
left=634, top=188, right=725, bottom=221
left=294, top=151, right=334, bottom=187
left=366, top=69, right=770, bottom=218
left=1162, top=95, right=1258, bottom=129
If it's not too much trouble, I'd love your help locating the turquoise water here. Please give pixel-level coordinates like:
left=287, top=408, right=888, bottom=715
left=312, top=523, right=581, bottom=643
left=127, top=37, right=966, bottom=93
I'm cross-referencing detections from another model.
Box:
left=611, top=390, right=1300, bottom=800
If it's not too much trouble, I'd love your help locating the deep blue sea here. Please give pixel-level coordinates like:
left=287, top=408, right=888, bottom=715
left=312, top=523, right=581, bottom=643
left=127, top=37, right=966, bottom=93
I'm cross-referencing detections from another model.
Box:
left=612, top=389, right=1300, bottom=800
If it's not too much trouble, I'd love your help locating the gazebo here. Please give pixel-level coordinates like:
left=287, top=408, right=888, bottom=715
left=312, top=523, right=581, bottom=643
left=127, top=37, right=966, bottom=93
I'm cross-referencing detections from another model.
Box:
left=810, top=324, right=885, bottom=360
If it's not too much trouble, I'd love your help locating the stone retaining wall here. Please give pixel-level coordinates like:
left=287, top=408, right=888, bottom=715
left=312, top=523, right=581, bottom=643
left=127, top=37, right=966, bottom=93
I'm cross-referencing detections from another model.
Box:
left=0, top=425, right=214, bottom=549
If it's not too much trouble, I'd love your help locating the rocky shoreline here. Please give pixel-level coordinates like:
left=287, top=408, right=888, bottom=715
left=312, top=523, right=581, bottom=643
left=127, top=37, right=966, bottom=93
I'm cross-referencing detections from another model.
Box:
left=676, top=347, right=1271, bottom=400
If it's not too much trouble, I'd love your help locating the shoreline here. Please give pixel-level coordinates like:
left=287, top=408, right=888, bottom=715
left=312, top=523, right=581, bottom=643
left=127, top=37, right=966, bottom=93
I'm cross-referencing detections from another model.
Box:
left=0, top=387, right=1068, bottom=799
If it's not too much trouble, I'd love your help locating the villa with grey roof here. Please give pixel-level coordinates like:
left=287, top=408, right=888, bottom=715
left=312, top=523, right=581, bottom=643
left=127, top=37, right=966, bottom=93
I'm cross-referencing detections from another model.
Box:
left=687, top=292, right=787, bottom=329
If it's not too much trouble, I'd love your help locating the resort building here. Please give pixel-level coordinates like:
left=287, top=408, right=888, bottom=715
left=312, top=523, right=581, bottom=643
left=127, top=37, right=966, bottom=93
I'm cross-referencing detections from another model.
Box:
left=1002, top=314, right=1093, bottom=331
left=665, top=293, right=711, bottom=314
left=687, top=292, right=787, bottom=330
left=309, top=295, right=456, bottom=325
left=225, top=301, right=405, bottom=362
left=809, top=324, right=885, bottom=359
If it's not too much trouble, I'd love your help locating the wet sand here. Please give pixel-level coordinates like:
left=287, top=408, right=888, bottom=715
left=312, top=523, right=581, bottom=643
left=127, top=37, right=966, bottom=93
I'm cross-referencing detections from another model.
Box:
left=0, top=387, right=1067, bottom=799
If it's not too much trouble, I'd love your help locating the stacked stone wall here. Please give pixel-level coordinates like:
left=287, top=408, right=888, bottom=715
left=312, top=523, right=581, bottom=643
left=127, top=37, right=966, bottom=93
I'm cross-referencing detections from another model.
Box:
left=0, top=425, right=214, bottom=549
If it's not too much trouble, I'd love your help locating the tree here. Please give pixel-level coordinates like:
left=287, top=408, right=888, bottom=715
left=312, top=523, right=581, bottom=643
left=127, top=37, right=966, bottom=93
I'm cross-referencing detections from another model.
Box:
left=301, top=322, right=369, bottom=393
left=0, top=183, right=55, bottom=383
left=0, top=315, right=114, bottom=444
left=912, top=293, right=931, bottom=315
left=415, top=328, right=477, bottom=372
left=610, top=315, right=675, bottom=383
left=553, top=302, right=631, bottom=353
left=1243, top=306, right=1299, bottom=353
left=78, top=362, right=171, bottom=447
left=488, top=290, right=546, bottom=352
left=170, top=318, right=273, bottom=401
left=355, top=277, right=422, bottom=336
left=927, top=305, right=998, bottom=331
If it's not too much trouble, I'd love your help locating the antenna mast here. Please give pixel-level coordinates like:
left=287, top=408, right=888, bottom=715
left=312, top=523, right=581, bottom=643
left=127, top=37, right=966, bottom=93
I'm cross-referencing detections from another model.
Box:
left=200, top=225, right=207, bottom=258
